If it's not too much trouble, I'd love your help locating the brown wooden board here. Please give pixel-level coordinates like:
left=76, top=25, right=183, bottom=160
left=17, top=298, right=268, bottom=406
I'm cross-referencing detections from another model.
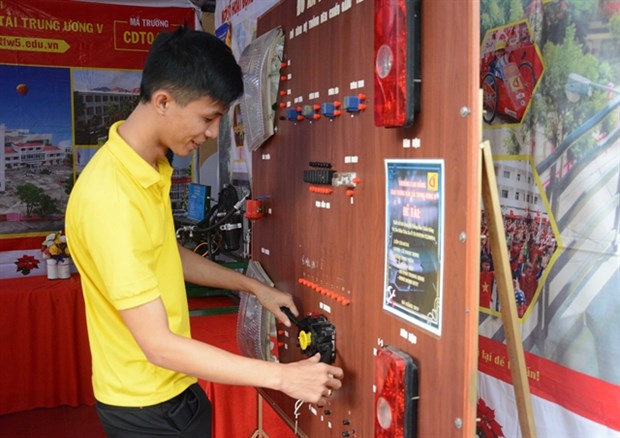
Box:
left=250, top=0, right=481, bottom=436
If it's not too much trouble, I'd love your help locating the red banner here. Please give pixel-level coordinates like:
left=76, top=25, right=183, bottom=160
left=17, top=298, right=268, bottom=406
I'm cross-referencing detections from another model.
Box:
left=0, top=0, right=196, bottom=267
left=0, top=1, right=195, bottom=69
left=479, top=336, right=620, bottom=431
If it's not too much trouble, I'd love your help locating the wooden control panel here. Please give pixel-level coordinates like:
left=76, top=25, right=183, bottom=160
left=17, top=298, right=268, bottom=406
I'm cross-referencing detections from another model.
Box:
left=250, top=0, right=481, bottom=436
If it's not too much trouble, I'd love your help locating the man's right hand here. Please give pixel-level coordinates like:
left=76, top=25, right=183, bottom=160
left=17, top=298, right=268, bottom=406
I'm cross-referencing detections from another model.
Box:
left=278, top=353, right=344, bottom=405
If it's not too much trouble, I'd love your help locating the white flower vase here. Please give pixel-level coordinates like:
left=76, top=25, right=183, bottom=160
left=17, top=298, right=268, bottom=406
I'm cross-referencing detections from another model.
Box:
left=46, top=258, right=58, bottom=280
left=58, top=259, right=71, bottom=279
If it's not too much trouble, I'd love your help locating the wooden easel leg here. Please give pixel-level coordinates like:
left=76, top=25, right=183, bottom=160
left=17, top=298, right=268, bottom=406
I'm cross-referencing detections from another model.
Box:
left=250, top=392, right=270, bottom=438
left=481, top=140, right=537, bottom=437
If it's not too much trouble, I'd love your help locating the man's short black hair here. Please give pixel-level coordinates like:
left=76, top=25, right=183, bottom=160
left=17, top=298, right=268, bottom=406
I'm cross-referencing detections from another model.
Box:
left=140, top=26, right=243, bottom=108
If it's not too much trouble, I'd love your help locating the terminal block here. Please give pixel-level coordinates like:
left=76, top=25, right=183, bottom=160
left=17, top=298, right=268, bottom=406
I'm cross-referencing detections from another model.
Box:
left=309, top=161, right=332, bottom=169
left=321, top=101, right=342, bottom=118
left=302, top=104, right=321, bottom=120
left=304, top=169, right=336, bottom=185
left=286, top=107, right=303, bottom=122
left=343, top=94, right=367, bottom=113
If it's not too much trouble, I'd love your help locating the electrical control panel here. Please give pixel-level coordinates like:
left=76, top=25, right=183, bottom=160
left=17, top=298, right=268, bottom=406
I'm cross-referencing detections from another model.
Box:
left=249, top=0, right=481, bottom=436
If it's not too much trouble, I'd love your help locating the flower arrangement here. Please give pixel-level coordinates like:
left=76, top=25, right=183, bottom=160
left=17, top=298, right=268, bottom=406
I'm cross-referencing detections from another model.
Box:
left=42, top=230, right=70, bottom=262
left=15, top=255, right=40, bottom=275
left=476, top=398, right=504, bottom=438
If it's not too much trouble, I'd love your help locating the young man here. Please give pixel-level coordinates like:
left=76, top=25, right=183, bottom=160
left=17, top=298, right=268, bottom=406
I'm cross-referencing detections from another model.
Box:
left=66, top=27, right=343, bottom=437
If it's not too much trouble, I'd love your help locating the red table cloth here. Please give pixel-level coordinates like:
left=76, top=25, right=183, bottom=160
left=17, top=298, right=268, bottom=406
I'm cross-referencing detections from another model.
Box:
left=0, top=275, right=293, bottom=437
left=0, top=274, right=94, bottom=415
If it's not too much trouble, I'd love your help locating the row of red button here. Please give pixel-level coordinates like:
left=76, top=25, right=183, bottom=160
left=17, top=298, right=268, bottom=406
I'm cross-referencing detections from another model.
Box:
left=298, top=277, right=351, bottom=305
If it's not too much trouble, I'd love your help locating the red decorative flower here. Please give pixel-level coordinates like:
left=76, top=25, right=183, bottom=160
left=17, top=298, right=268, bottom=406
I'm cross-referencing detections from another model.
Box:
left=15, top=254, right=40, bottom=276
left=477, top=398, right=504, bottom=438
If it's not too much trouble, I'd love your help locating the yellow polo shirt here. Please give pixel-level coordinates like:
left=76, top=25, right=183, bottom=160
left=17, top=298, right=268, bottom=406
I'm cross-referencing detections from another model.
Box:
left=66, top=121, right=196, bottom=407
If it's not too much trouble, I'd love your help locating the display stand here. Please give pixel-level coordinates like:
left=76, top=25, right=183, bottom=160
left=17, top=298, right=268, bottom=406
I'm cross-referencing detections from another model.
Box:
left=250, top=392, right=269, bottom=438
left=481, top=140, right=537, bottom=437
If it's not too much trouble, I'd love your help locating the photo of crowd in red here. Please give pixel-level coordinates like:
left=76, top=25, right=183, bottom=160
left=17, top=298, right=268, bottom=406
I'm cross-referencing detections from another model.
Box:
left=480, top=209, right=558, bottom=318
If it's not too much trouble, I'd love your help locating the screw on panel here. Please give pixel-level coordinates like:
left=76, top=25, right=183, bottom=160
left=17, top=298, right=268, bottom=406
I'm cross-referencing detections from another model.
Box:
left=454, top=417, right=463, bottom=429
left=459, top=232, right=467, bottom=242
left=459, top=106, right=471, bottom=117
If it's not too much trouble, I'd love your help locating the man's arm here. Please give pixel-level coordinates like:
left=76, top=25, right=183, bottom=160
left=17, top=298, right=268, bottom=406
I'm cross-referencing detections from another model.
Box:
left=177, top=244, right=298, bottom=326
left=120, top=297, right=343, bottom=405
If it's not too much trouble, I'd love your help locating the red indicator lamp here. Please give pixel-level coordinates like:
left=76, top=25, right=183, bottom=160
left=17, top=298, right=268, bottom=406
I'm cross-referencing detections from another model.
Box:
left=374, top=346, right=418, bottom=437
left=374, top=0, right=421, bottom=127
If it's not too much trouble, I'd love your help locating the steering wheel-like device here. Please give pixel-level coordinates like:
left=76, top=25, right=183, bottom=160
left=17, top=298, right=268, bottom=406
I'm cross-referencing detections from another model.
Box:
left=281, top=307, right=336, bottom=364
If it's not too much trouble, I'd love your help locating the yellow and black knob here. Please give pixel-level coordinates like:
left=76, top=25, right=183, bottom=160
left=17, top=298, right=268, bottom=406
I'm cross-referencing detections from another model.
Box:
left=298, top=330, right=312, bottom=351
left=281, top=307, right=336, bottom=364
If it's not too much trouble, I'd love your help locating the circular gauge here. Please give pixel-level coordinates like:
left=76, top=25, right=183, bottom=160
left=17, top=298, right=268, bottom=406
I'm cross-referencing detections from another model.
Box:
left=376, top=44, right=393, bottom=79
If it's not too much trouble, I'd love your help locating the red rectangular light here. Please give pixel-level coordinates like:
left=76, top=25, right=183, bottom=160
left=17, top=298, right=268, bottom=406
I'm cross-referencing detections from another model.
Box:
left=374, top=346, right=419, bottom=437
left=374, top=0, right=421, bottom=128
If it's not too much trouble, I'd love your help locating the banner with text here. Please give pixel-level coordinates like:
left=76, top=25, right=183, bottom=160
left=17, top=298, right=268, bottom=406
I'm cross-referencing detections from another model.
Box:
left=0, top=0, right=195, bottom=278
left=478, top=0, right=619, bottom=436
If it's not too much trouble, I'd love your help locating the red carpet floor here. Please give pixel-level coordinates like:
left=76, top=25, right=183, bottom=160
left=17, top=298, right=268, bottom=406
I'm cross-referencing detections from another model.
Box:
left=0, top=295, right=295, bottom=438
